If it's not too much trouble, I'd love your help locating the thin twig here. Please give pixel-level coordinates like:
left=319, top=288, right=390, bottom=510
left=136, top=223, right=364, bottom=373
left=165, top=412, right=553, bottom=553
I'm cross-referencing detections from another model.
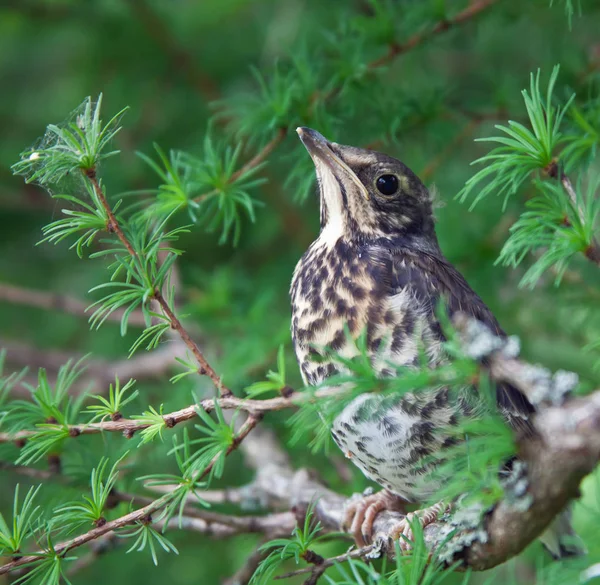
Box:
left=0, top=493, right=172, bottom=576
left=546, top=165, right=600, bottom=268
left=367, top=0, right=502, bottom=69
left=232, top=128, right=287, bottom=183
left=274, top=545, right=375, bottom=581
left=1, top=337, right=186, bottom=397
left=0, top=387, right=347, bottom=443
left=193, top=1, right=501, bottom=206
left=152, top=290, right=231, bottom=395
left=129, top=0, right=220, bottom=101
left=0, top=282, right=147, bottom=327
left=0, top=414, right=263, bottom=576
left=193, top=128, right=287, bottom=204
left=85, top=170, right=137, bottom=258
left=84, top=169, right=232, bottom=396
left=223, top=539, right=272, bottom=585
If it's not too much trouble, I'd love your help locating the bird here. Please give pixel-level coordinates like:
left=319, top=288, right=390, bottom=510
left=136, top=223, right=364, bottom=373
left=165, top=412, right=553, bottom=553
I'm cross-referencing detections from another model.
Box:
left=289, top=127, right=582, bottom=556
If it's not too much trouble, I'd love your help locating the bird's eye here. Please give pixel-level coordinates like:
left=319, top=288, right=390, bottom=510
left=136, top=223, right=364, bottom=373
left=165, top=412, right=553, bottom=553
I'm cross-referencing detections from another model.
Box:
left=375, top=174, right=399, bottom=196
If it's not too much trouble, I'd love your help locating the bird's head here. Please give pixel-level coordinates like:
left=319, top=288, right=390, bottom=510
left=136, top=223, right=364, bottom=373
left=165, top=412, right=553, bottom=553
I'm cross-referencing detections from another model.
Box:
left=297, top=127, right=436, bottom=242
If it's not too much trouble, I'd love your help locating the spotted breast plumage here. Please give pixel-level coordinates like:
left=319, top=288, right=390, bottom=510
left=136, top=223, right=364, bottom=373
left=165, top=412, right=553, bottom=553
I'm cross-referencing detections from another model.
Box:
left=289, top=127, right=581, bottom=555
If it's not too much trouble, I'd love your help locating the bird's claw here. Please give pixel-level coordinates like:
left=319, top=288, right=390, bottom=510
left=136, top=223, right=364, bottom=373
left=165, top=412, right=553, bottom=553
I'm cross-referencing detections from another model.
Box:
left=388, top=501, right=448, bottom=553
left=343, top=490, right=408, bottom=548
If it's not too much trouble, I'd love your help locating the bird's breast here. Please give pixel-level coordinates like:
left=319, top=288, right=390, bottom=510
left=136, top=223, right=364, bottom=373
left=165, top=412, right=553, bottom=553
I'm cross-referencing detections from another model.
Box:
left=290, top=238, right=438, bottom=386
left=291, top=238, right=378, bottom=384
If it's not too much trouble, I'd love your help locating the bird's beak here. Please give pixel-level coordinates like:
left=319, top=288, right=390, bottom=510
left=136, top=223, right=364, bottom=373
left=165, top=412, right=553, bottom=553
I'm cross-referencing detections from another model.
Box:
left=296, top=127, right=370, bottom=200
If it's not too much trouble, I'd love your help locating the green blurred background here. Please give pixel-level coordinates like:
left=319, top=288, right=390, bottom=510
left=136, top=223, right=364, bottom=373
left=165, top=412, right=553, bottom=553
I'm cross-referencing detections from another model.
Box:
left=1, top=0, right=600, bottom=583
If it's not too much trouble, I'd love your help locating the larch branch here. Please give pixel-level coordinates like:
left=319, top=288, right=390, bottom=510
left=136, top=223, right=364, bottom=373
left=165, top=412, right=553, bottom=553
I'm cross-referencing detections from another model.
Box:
left=129, top=0, right=220, bottom=101
left=367, top=0, right=502, bottom=69
left=0, top=413, right=262, bottom=576
left=192, top=127, right=287, bottom=204
left=1, top=337, right=186, bottom=398
left=0, top=282, right=147, bottom=327
left=83, top=169, right=232, bottom=396
left=546, top=164, right=600, bottom=268
left=0, top=387, right=350, bottom=443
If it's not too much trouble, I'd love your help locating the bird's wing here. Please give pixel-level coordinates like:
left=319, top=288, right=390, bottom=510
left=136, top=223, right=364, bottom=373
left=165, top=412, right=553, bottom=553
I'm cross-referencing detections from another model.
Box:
left=386, top=246, right=534, bottom=434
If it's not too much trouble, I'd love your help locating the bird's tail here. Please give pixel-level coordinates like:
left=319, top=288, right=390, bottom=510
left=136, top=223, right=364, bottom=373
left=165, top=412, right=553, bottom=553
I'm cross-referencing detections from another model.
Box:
left=539, top=506, right=586, bottom=559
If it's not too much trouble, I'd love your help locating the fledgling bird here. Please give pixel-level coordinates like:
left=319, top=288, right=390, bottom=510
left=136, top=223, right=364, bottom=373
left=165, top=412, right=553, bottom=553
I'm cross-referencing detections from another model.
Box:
left=290, top=127, right=582, bottom=555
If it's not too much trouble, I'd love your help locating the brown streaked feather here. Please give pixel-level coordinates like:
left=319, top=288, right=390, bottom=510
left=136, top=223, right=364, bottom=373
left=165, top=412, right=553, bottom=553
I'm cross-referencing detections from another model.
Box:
left=385, top=245, right=535, bottom=435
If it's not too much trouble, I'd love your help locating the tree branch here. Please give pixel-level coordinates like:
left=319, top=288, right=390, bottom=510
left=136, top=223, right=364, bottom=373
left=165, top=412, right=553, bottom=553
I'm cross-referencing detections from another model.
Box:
left=0, top=282, right=147, bottom=327
left=0, top=312, right=574, bottom=444
left=367, top=0, right=502, bottom=70
left=234, top=387, right=600, bottom=579
left=83, top=169, right=232, bottom=397
left=433, top=391, right=600, bottom=570
left=0, top=387, right=349, bottom=443
left=219, top=393, right=600, bottom=575
left=192, top=128, right=287, bottom=204
left=545, top=164, right=600, bottom=268
left=129, top=0, right=220, bottom=101
left=111, top=488, right=294, bottom=533
left=0, top=337, right=186, bottom=397
left=0, top=414, right=263, bottom=576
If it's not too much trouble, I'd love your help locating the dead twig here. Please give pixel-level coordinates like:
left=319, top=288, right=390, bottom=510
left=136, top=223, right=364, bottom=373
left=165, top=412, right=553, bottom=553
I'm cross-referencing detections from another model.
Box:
left=0, top=282, right=147, bottom=327
left=0, top=337, right=186, bottom=397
